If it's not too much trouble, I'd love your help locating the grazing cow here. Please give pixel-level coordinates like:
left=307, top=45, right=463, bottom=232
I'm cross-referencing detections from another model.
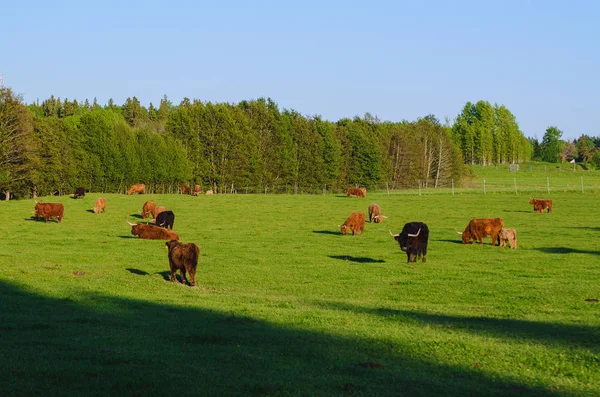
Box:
left=152, top=206, right=166, bottom=220
left=390, top=222, right=429, bottom=263
left=368, top=203, right=388, bottom=223
left=34, top=202, right=64, bottom=223
left=205, top=190, right=213, bottom=195
left=193, top=184, right=202, bottom=196
left=458, top=218, right=504, bottom=246
left=181, top=185, right=191, bottom=195
left=73, top=187, right=85, bottom=199
left=529, top=198, right=552, bottom=213
left=141, top=201, right=156, bottom=219
left=127, top=184, right=146, bottom=195
left=93, top=197, right=107, bottom=213
left=499, top=228, right=517, bottom=249
left=346, top=188, right=366, bottom=198
left=127, top=220, right=179, bottom=240
left=156, top=210, right=175, bottom=229
left=165, top=240, right=200, bottom=286
left=339, top=212, right=366, bottom=235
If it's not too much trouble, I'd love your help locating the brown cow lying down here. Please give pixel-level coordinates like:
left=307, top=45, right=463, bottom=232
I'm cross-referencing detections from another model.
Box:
left=458, top=217, right=504, bottom=245
left=368, top=203, right=388, bottom=223
left=166, top=240, right=200, bottom=286
left=34, top=202, right=64, bottom=223
left=93, top=197, right=107, bottom=213
left=128, top=183, right=146, bottom=195
left=339, top=212, right=366, bottom=235
left=499, top=228, right=517, bottom=249
left=530, top=198, right=552, bottom=213
left=127, top=220, right=179, bottom=240
left=346, top=187, right=366, bottom=198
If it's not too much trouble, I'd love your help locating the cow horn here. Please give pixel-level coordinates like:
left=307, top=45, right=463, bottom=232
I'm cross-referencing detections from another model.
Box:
left=456, top=231, right=463, bottom=235
left=389, top=230, right=399, bottom=238
left=382, top=215, right=388, bottom=218
left=126, top=219, right=137, bottom=226
left=407, top=228, right=421, bottom=237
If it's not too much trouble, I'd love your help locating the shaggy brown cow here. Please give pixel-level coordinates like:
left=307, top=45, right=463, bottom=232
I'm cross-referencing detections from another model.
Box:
left=127, top=184, right=146, bottom=195
left=166, top=240, right=200, bottom=286
left=152, top=206, right=166, bottom=220
left=193, top=184, right=202, bottom=196
left=499, top=228, right=517, bottom=249
left=368, top=203, right=388, bottom=223
left=458, top=218, right=504, bottom=245
left=141, top=201, right=156, bottom=219
left=339, top=212, right=366, bottom=235
left=93, top=197, right=107, bottom=213
left=530, top=198, right=552, bottom=213
left=34, top=202, right=64, bottom=223
left=181, top=185, right=191, bottom=195
left=127, top=220, right=179, bottom=240
left=346, top=188, right=366, bottom=198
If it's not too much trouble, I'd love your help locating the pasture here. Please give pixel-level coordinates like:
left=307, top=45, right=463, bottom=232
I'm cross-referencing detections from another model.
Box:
left=0, top=190, right=598, bottom=396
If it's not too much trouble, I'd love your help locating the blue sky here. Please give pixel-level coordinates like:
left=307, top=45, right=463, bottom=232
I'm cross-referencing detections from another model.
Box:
left=2, top=0, right=598, bottom=140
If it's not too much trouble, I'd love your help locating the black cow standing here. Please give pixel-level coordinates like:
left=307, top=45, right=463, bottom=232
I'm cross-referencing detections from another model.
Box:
left=390, top=222, right=429, bottom=263
left=156, top=210, right=175, bottom=229
left=73, top=187, right=85, bottom=199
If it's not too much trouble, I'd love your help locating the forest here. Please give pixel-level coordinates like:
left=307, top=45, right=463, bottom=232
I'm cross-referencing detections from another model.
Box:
left=3, top=87, right=592, bottom=200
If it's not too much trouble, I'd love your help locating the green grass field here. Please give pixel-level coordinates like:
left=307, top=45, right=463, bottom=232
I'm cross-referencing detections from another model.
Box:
left=0, top=186, right=599, bottom=395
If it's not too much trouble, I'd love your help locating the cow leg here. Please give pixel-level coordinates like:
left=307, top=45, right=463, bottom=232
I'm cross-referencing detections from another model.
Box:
left=169, top=262, right=178, bottom=282
left=180, top=268, right=189, bottom=285
left=188, top=267, right=196, bottom=286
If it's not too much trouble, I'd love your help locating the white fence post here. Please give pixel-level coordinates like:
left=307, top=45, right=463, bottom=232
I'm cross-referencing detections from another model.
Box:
left=451, top=179, right=454, bottom=196
left=386, top=182, right=390, bottom=196
left=581, top=176, right=584, bottom=194
left=547, top=177, right=550, bottom=195
left=483, top=179, right=486, bottom=195
left=514, top=177, right=518, bottom=194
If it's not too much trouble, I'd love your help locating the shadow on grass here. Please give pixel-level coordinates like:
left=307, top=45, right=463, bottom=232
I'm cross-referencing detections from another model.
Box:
left=502, top=210, right=531, bottom=213
left=86, top=209, right=96, bottom=213
left=126, top=268, right=149, bottom=276
left=329, top=255, right=385, bottom=264
left=24, top=217, right=59, bottom=223
left=117, top=235, right=136, bottom=239
left=0, top=281, right=557, bottom=396
left=315, top=301, right=600, bottom=351
left=312, top=230, right=340, bottom=235
left=436, top=239, right=463, bottom=245
left=534, top=247, right=600, bottom=256
left=129, top=213, right=143, bottom=219
left=568, top=226, right=600, bottom=232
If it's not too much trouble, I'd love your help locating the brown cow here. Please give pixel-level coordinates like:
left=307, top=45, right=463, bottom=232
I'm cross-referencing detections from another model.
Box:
left=93, top=197, right=107, bottom=213
left=346, top=188, right=366, bottom=198
left=166, top=240, right=200, bottom=286
left=368, top=203, right=388, bottom=223
left=153, top=206, right=166, bottom=220
left=339, top=212, right=366, bottom=235
left=530, top=198, right=552, bottom=213
left=34, top=202, right=64, bottom=223
left=499, top=228, right=517, bottom=249
left=458, top=218, right=504, bottom=245
left=181, top=185, right=191, bottom=195
left=127, top=184, right=146, bottom=195
left=127, top=220, right=179, bottom=240
left=193, top=184, right=202, bottom=196
left=141, top=201, right=156, bottom=219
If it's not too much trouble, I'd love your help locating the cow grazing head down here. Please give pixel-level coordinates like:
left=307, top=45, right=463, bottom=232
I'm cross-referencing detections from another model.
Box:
left=181, top=185, right=191, bottom=195
left=93, top=197, right=107, bottom=213
left=368, top=203, right=388, bottom=223
left=458, top=218, right=504, bottom=245
left=127, top=184, right=146, bottom=195
left=529, top=198, right=552, bottom=213
left=390, top=222, right=429, bottom=263
left=166, top=240, right=200, bottom=286
left=156, top=210, right=175, bottom=229
left=34, top=202, right=64, bottom=223
left=141, top=201, right=156, bottom=219
left=499, top=228, right=517, bottom=249
left=73, top=187, right=85, bottom=199
left=339, top=212, right=366, bottom=235
left=127, top=220, right=179, bottom=240
left=346, top=188, right=366, bottom=198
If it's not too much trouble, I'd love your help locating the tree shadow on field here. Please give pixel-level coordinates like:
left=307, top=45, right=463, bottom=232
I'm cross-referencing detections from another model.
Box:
left=314, top=301, right=600, bottom=351
left=0, top=281, right=557, bottom=396
left=534, top=247, right=600, bottom=256
left=329, top=255, right=385, bottom=264
left=312, top=230, right=340, bottom=236
left=126, top=268, right=149, bottom=276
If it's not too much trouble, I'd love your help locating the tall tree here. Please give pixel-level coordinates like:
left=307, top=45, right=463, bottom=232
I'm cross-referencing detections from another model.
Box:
left=540, top=126, right=563, bottom=163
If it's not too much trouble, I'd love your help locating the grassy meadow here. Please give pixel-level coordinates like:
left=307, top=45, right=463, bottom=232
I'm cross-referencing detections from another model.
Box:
left=0, top=183, right=599, bottom=395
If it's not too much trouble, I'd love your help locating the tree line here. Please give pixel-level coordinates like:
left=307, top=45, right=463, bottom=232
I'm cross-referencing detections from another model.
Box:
left=529, top=126, right=600, bottom=168
left=2, top=87, right=533, bottom=199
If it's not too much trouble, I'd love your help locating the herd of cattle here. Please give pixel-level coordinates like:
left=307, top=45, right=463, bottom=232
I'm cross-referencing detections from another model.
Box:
left=29, top=185, right=553, bottom=286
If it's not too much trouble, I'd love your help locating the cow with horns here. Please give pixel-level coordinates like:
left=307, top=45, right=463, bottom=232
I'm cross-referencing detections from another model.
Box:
left=156, top=210, right=175, bottom=229
left=141, top=201, right=156, bottom=219
left=127, top=220, right=179, bottom=240
left=339, top=212, right=366, bottom=235
left=368, top=203, right=388, bottom=223
left=390, top=222, right=429, bottom=263
left=458, top=218, right=504, bottom=246
left=346, top=187, right=366, bottom=198
left=73, top=187, right=85, bottom=199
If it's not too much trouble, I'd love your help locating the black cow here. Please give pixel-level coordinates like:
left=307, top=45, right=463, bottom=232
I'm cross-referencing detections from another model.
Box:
left=73, top=187, right=85, bottom=199
left=156, top=210, right=175, bottom=229
left=390, top=222, right=429, bottom=263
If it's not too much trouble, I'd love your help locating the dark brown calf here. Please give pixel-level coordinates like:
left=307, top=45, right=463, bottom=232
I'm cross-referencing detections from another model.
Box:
left=166, top=240, right=200, bottom=286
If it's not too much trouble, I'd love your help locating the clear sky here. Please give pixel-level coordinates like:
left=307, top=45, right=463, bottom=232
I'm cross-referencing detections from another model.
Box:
left=2, top=0, right=598, bottom=140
